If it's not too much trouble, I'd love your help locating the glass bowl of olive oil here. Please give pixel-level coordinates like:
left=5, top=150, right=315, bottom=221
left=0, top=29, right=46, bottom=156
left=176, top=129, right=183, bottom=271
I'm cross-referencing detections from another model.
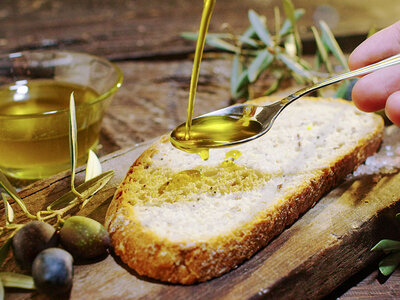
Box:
left=0, top=51, right=123, bottom=180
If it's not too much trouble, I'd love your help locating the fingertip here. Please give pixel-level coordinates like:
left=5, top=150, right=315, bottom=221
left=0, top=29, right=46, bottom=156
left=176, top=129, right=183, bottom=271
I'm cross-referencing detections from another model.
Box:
left=348, top=46, right=366, bottom=71
left=386, top=91, right=400, bottom=127
left=351, top=78, right=385, bottom=112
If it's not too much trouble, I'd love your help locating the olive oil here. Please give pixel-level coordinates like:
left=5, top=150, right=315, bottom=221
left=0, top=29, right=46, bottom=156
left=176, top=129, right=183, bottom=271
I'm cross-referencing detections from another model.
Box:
left=0, top=80, right=102, bottom=179
left=171, top=0, right=263, bottom=159
left=225, top=150, right=242, bottom=160
left=170, top=115, right=262, bottom=154
left=184, top=0, right=216, bottom=138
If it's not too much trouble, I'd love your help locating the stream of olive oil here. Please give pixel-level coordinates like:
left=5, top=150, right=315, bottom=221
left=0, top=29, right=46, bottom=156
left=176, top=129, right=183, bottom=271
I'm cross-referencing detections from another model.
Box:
left=0, top=80, right=101, bottom=179
left=171, top=0, right=262, bottom=159
left=184, top=0, right=216, bottom=140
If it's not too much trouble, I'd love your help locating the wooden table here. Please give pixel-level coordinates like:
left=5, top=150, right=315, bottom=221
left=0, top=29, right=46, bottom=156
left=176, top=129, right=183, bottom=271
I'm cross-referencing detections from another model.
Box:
left=1, top=0, right=400, bottom=298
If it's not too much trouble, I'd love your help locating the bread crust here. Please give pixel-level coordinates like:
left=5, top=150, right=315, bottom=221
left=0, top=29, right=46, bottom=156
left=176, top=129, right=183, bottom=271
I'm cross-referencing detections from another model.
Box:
left=105, top=97, right=384, bottom=284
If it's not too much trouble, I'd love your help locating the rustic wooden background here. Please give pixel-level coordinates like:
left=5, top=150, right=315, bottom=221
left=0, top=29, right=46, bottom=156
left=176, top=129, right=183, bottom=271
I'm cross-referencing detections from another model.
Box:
left=1, top=0, right=400, bottom=298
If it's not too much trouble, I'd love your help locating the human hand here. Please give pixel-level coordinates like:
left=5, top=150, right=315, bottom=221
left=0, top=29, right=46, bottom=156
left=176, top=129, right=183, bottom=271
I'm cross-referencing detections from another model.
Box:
left=348, top=21, right=400, bottom=126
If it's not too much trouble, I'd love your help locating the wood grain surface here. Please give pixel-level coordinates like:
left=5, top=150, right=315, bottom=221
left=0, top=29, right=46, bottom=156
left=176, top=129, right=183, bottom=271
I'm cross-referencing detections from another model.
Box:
left=1, top=0, right=400, bottom=298
left=1, top=140, right=400, bottom=299
left=1, top=0, right=400, bottom=59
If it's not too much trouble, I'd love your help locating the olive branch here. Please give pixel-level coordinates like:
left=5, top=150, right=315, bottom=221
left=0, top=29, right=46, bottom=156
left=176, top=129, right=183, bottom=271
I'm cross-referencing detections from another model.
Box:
left=182, top=0, right=358, bottom=101
left=0, top=93, right=114, bottom=292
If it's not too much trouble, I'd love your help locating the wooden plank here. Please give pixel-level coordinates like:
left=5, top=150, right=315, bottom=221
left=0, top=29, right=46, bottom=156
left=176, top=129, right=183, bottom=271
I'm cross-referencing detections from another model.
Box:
left=2, top=1, right=400, bottom=296
left=338, top=269, right=400, bottom=299
left=1, top=0, right=400, bottom=59
left=2, top=136, right=400, bottom=299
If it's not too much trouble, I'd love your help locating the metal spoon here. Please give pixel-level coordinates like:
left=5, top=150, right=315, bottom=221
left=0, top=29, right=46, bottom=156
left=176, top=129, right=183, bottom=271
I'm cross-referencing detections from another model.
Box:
left=171, top=53, right=400, bottom=151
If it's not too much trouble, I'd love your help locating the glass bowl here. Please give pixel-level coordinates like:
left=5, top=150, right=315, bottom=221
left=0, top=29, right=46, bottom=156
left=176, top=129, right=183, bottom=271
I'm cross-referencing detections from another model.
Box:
left=0, top=50, right=123, bottom=180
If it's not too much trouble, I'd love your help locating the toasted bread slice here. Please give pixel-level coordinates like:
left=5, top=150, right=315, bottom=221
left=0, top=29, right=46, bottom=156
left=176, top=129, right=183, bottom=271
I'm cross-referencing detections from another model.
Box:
left=105, top=97, right=384, bottom=284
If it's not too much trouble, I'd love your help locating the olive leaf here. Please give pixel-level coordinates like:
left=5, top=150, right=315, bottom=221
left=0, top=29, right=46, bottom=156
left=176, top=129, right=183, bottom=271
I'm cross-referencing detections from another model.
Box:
left=240, top=26, right=257, bottom=42
left=206, top=37, right=239, bottom=53
left=0, top=173, right=19, bottom=205
left=0, top=272, right=35, bottom=290
left=69, top=93, right=82, bottom=198
left=319, top=20, right=349, bottom=71
left=378, top=251, right=400, bottom=276
left=311, top=26, right=332, bottom=73
left=233, top=71, right=249, bottom=99
left=235, top=26, right=260, bottom=48
left=284, top=33, right=297, bottom=57
left=371, top=213, right=400, bottom=276
left=248, top=49, right=274, bottom=82
left=335, top=81, right=351, bottom=99
left=230, top=54, right=250, bottom=98
left=230, top=55, right=249, bottom=99
left=248, top=9, right=273, bottom=47
left=278, top=53, right=313, bottom=79
left=47, top=170, right=114, bottom=211
left=5, top=202, right=13, bottom=225
left=1, top=193, right=14, bottom=225
left=181, top=32, right=239, bottom=53
left=180, top=32, right=230, bottom=41
left=372, top=239, right=400, bottom=253
left=279, top=8, right=305, bottom=36
left=314, top=51, right=323, bottom=70
left=0, top=172, right=35, bottom=219
left=230, top=54, right=241, bottom=96
left=273, top=7, right=281, bottom=44
left=297, top=57, right=313, bottom=71
left=0, top=238, right=12, bottom=268
left=85, top=150, right=102, bottom=182
left=335, top=78, right=357, bottom=100
left=282, top=0, right=302, bottom=55
left=239, top=35, right=259, bottom=48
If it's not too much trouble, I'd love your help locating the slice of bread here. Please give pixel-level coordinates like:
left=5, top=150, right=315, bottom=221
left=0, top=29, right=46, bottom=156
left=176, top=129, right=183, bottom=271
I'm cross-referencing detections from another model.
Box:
left=105, top=96, right=384, bottom=284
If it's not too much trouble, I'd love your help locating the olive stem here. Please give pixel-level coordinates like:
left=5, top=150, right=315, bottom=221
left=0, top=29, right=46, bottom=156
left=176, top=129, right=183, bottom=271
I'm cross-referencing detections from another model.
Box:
left=80, top=196, right=93, bottom=209
left=14, top=199, right=36, bottom=220
left=39, top=200, right=80, bottom=223
left=0, top=224, right=23, bottom=232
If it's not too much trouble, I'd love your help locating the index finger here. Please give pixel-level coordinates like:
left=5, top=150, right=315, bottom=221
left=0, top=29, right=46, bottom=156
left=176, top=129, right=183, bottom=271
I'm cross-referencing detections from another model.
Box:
left=349, top=21, right=400, bottom=70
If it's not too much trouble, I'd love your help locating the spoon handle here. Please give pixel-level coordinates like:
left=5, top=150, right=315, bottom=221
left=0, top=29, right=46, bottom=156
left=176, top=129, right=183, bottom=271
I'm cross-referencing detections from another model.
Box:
left=282, top=53, right=400, bottom=105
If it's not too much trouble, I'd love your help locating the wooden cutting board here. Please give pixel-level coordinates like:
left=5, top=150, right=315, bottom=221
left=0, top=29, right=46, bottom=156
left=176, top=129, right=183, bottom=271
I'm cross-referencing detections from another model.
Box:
left=2, top=136, right=400, bottom=300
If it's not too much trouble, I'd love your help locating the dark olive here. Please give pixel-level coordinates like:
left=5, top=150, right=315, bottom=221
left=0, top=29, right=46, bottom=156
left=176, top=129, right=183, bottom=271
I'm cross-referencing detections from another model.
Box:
left=12, top=221, right=58, bottom=270
left=32, top=248, right=73, bottom=295
left=59, top=216, right=110, bottom=260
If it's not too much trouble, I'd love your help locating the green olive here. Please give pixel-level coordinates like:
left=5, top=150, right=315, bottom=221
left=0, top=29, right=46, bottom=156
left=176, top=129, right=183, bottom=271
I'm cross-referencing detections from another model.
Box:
left=59, top=216, right=110, bottom=260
